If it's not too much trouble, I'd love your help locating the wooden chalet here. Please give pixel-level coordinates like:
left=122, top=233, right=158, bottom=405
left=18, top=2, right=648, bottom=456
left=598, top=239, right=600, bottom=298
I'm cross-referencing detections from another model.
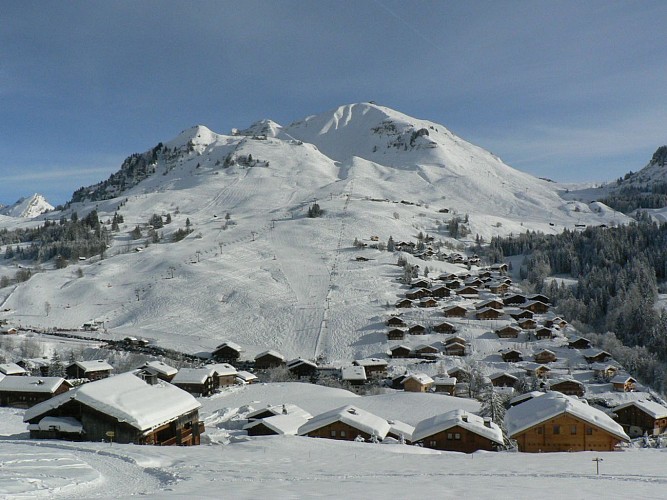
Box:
left=171, top=367, right=217, bottom=397
left=611, top=400, right=667, bottom=437
left=503, top=294, right=527, bottom=306
left=522, top=363, right=551, bottom=379
left=386, top=328, right=406, bottom=340
left=534, top=327, right=553, bottom=340
left=443, top=305, right=467, bottom=318
left=476, top=307, right=504, bottom=320
left=490, top=263, right=509, bottom=274
left=592, top=363, right=618, bottom=381
left=437, top=273, right=457, bottom=282
left=528, top=294, right=550, bottom=305
left=388, top=345, right=412, bottom=359
left=414, top=344, right=440, bottom=359
left=211, top=341, right=243, bottom=363
left=408, top=324, right=427, bottom=336
left=506, top=392, right=630, bottom=452
left=518, top=318, right=537, bottom=330
left=0, top=376, right=71, bottom=408
left=521, top=301, right=550, bottom=314
left=432, top=376, right=457, bottom=395
left=448, top=367, right=470, bottom=382
left=432, top=321, right=456, bottom=334
left=65, top=360, right=113, bottom=381
left=464, top=278, right=484, bottom=288
left=287, top=358, right=318, bottom=379
left=298, top=405, right=390, bottom=442
left=495, top=325, right=520, bottom=339
left=456, top=286, right=480, bottom=296
left=0, top=327, right=18, bottom=335
left=254, top=350, right=287, bottom=370
left=386, top=316, right=406, bottom=328
left=583, top=350, right=613, bottom=364
left=430, top=286, right=451, bottom=298
left=490, top=372, right=519, bottom=388
left=410, top=279, right=431, bottom=289
left=488, top=282, right=510, bottom=294
left=419, top=298, right=439, bottom=308
left=549, top=379, right=585, bottom=397
left=444, top=279, right=462, bottom=290
left=611, top=374, right=637, bottom=392
left=475, top=299, right=504, bottom=310
left=444, top=342, right=466, bottom=357
left=500, top=349, right=523, bottom=363
left=208, top=363, right=238, bottom=387
left=403, top=373, right=434, bottom=393
left=568, top=337, right=592, bottom=350
left=445, top=335, right=467, bottom=346
left=412, top=410, right=504, bottom=453
left=353, top=358, right=388, bottom=378
left=406, top=288, right=431, bottom=300
left=395, top=299, right=413, bottom=309
left=140, top=361, right=178, bottom=382
left=534, top=350, right=557, bottom=364
left=24, top=372, right=203, bottom=446
left=509, top=310, right=534, bottom=320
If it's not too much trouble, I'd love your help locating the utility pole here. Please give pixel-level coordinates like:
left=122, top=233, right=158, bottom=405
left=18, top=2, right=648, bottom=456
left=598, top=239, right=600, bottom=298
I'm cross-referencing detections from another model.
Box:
left=592, top=457, right=603, bottom=475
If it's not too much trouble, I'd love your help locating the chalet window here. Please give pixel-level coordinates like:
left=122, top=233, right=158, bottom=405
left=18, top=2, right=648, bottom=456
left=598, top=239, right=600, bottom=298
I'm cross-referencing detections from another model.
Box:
left=586, top=427, right=593, bottom=435
left=447, top=433, right=453, bottom=440
left=553, top=425, right=560, bottom=435
left=340, top=430, right=346, bottom=438
left=454, top=433, right=461, bottom=440
left=570, top=425, right=577, bottom=435
left=331, top=430, right=336, bottom=437
left=536, top=427, right=543, bottom=435
left=429, top=440, right=437, bottom=447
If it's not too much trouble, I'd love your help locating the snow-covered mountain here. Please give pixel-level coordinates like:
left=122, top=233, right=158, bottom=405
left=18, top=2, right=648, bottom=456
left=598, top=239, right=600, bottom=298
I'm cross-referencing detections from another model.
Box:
left=0, top=103, right=629, bottom=361
left=0, top=193, right=53, bottom=218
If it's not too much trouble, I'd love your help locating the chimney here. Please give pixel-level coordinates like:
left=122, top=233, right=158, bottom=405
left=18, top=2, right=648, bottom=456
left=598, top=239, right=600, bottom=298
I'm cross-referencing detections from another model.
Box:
left=461, top=413, right=468, bottom=422
left=483, top=417, right=492, bottom=428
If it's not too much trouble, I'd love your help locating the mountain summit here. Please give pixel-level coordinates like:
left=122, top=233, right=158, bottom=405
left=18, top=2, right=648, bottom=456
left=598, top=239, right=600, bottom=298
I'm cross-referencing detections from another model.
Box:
left=0, top=193, right=53, bottom=218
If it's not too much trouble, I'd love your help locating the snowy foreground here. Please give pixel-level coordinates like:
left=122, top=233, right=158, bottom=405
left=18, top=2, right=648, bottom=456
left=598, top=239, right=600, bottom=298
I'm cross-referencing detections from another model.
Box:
left=1, top=385, right=666, bottom=499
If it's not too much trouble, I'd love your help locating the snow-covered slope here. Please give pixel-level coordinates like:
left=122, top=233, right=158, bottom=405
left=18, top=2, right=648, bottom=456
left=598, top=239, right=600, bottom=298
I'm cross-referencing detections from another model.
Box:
left=0, top=103, right=630, bottom=361
left=0, top=193, right=53, bottom=218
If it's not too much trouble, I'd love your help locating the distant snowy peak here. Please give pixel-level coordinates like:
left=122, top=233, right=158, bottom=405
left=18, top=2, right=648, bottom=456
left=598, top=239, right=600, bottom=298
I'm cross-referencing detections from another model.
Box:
left=0, top=193, right=53, bottom=218
left=232, top=119, right=285, bottom=139
left=282, top=102, right=484, bottom=166
left=166, top=125, right=222, bottom=150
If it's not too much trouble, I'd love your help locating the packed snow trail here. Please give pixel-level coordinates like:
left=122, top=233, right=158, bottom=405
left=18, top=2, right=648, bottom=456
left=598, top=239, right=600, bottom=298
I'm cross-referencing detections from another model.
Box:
left=0, top=441, right=168, bottom=498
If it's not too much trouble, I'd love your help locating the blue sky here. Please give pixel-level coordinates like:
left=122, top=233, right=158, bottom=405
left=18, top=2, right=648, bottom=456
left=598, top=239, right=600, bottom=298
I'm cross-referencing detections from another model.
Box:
left=2, top=1, right=666, bottom=206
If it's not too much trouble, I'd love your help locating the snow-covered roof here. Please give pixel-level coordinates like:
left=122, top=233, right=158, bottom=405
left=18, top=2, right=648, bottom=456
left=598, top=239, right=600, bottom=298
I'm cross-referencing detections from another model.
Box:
left=244, top=412, right=312, bottom=435
left=247, top=403, right=311, bottom=421
left=412, top=409, right=503, bottom=445
left=254, top=350, right=286, bottom=361
left=29, top=416, right=84, bottom=434
left=208, top=363, right=237, bottom=376
left=612, top=400, right=667, bottom=419
left=171, top=367, right=215, bottom=385
left=215, top=341, right=242, bottom=352
left=505, top=392, right=629, bottom=442
left=386, top=419, right=414, bottom=441
left=490, top=371, right=518, bottom=381
left=69, top=360, right=114, bottom=373
left=298, top=405, right=390, bottom=439
left=509, top=391, right=544, bottom=406
left=610, top=373, right=636, bottom=384
left=287, top=358, right=317, bottom=369
left=25, top=372, right=201, bottom=432
left=236, top=370, right=258, bottom=383
left=142, top=361, right=178, bottom=377
left=404, top=373, right=434, bottom=385
left=0, top=376, right=67, bottom=393
left=341, top=365, right=367, bottom=382
left=433, top=376, right=457, bottom=385
left=0, top=362, right=28, bottom=375
left=353, top=358, right=388, bottom=368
